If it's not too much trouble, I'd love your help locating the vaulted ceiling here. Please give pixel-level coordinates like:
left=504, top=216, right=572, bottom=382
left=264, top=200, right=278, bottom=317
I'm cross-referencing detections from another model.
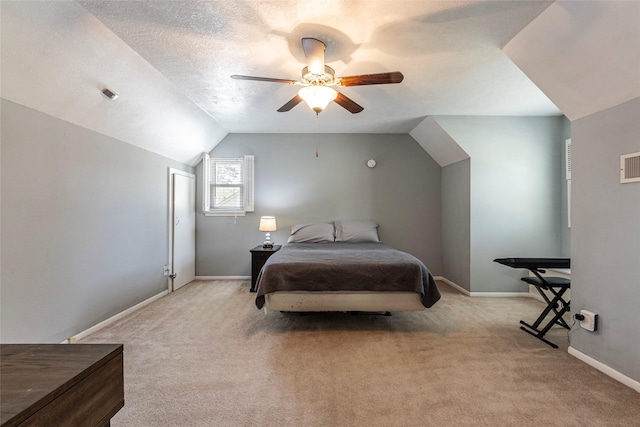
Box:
left=77, top=0, right=560, bottom=133
left=1, top=1, right=638, bottom=165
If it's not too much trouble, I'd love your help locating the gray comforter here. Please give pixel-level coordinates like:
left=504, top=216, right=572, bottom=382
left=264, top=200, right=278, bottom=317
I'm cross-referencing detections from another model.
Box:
left=255, top=242, right=441, bottom=309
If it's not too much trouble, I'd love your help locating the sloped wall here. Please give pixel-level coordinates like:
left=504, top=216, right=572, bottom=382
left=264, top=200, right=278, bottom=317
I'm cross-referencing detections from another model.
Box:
left=503, top=1, right=640, bottom=121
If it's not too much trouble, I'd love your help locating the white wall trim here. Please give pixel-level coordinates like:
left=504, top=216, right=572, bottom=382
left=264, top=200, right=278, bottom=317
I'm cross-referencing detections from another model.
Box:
left=62, top=290, right=168, bottom=343
left=168, top=168, right=197, bottom=293
left=195, top=276, right=251, bottom=280
left=435, top=276, right=531, bottom=298
left=435, top=276, right=470, bottom=295
left=470, top=291, right=531, bottom=297
left=568, top=346, right=640, bottom=393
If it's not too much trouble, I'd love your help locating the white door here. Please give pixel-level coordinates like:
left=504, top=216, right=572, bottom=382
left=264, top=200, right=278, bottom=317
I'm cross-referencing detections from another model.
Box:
left=171, top=171, right=196, bottom=291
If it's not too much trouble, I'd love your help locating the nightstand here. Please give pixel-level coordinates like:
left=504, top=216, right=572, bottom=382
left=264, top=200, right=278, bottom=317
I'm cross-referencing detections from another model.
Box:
left=250, top=245, right=281, bottom=292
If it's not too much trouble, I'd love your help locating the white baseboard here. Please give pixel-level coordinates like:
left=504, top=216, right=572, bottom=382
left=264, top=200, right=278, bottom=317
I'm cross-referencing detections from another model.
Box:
left=195, top=276, right=250, bottom=280
left=435, top=276, right=470, bottom=295
left=435, top=276, right=530, bottom=298
left=62, top=290, right=168, bottom=343
left=439, top=276, right=639, bottom=393
left=568, top=346, right=640, bottom=393
left=470, top=291, right=531, bottom=297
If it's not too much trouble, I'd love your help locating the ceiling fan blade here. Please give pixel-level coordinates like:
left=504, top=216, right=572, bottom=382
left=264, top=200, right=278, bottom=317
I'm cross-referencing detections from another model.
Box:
left=334, top=92, right=364, bottom=114
left=337, top=72, right=404, bottom=87
left=231, top=75, right=297, bottom=84
left=301, top=38, right=325, bottom=76
left=277, top=95, right=303, bottom=112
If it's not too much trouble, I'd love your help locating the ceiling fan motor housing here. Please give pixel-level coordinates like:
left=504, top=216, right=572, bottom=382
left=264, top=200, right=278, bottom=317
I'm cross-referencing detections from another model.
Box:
left=301, top=65, right=335, bottom=86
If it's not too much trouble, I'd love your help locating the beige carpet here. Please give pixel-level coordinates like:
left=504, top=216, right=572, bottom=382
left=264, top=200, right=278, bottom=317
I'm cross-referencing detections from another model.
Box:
left=81, top=280, right=640, bottom=426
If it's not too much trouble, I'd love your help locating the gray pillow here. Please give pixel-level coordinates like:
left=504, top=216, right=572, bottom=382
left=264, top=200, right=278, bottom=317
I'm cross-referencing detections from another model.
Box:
left=287, top=223, right=335, bottom=243
left=334, top=220, right=380, bottom=243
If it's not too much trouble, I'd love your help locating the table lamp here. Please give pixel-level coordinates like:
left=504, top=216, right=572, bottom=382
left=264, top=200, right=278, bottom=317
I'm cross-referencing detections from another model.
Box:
left=259, top=216, right=277, bottom=248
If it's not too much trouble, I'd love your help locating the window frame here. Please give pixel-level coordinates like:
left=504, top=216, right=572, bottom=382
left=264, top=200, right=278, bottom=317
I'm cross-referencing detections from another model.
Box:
left=202, top=153, right=254, bottom=217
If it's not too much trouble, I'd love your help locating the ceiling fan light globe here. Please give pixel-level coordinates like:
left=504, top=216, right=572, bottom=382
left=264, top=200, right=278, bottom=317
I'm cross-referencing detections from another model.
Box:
left=298, top=86, right=337, bottom=113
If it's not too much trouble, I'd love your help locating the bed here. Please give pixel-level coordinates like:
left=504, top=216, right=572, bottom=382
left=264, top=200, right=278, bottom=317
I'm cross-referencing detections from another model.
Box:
left=254, top=221, right=441, bottom=312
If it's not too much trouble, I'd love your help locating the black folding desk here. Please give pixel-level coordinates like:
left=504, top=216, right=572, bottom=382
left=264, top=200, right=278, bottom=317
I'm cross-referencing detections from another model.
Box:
left=494, top=257, right=571, bottom=348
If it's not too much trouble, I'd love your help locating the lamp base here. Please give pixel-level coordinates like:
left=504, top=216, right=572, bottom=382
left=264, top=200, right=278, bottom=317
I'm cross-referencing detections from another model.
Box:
left=262, top=231, right=274, bottom=248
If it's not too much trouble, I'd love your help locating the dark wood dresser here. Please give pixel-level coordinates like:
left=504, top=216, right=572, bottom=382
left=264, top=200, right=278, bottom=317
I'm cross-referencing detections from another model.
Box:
left=1, top=344, right=124, bottom=427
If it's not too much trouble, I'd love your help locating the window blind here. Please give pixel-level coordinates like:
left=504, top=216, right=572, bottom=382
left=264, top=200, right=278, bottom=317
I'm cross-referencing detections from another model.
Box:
left=202, top=153, right=254, bottom=216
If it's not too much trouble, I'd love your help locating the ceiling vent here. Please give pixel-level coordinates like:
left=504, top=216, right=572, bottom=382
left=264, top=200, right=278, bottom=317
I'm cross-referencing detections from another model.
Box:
left=565, top=139, right=571, bottom=179
left=620, top=152, right=640, bottom=183
left=101, top=88, right=118, bottom=100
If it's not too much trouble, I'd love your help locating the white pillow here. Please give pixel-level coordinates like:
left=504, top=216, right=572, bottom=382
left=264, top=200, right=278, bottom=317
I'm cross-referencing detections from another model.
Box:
left=287, top=223, right=335, bottom=243
left=334, top=220, right=380, bottom=243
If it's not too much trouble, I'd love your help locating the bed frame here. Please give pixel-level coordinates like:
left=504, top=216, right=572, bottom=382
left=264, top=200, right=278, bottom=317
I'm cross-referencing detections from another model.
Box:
left=255, top=225, right=441, bottom=313
left=263, top=291, right=426, bottom=313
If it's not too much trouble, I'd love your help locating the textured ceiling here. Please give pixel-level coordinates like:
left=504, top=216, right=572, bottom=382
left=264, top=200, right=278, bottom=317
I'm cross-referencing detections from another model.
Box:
left=3, top=1, right=636, bottom=166
left=78, top=0, right=560, bottom=134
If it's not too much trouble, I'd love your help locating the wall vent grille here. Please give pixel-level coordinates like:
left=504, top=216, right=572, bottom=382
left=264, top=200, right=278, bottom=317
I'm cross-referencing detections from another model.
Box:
left=620, top=152, right=640, bottom=183
left=565, top=139, right=571, bottom=179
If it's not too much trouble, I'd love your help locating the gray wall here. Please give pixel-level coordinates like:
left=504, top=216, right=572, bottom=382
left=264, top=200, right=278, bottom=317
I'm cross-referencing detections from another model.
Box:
left=196, top=133, right=442, bottom=277
left=434, top=116, right=565, bottom=292
left=441, top=158, right=471, bottom=291
left=570, top=97, right=640, bottom=382
left=1, top=99, right=192, bottom=343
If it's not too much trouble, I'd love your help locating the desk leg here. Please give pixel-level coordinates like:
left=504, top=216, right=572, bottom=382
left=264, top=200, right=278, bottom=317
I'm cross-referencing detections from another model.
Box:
left=548, top=287, right=570, bottom=329
left=527, top=286, right=558, bottom=328
left=519, top=325, right=560, bottom=348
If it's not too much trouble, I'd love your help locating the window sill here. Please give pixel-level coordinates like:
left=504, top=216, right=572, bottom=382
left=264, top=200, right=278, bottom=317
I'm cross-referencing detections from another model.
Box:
left=203, top=211, right=246, bottom=217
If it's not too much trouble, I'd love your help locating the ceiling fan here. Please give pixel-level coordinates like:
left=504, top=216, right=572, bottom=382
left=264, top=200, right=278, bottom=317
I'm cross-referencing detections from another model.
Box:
left=231, top=38, right=404, bottom=115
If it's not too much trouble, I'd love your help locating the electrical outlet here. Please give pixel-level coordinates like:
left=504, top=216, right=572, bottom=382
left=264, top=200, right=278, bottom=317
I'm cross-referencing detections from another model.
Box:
left=163, top=265, right=170, bottom=276
left=579, top=309, right=598, bottom=332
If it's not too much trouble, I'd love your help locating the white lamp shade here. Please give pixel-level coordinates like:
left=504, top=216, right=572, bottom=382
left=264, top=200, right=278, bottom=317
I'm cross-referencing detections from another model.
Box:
left=298, top=86, right=337, bottom=113
left=259, top=216, right=277, bottom=232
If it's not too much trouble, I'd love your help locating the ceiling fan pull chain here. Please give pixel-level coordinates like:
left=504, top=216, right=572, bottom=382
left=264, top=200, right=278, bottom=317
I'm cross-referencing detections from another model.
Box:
left=315, top=115, right=320, bottom=158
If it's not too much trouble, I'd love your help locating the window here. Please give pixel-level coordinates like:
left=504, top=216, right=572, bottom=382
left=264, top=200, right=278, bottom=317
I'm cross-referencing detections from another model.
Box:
left=202, top=153, right=254, bottom=216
